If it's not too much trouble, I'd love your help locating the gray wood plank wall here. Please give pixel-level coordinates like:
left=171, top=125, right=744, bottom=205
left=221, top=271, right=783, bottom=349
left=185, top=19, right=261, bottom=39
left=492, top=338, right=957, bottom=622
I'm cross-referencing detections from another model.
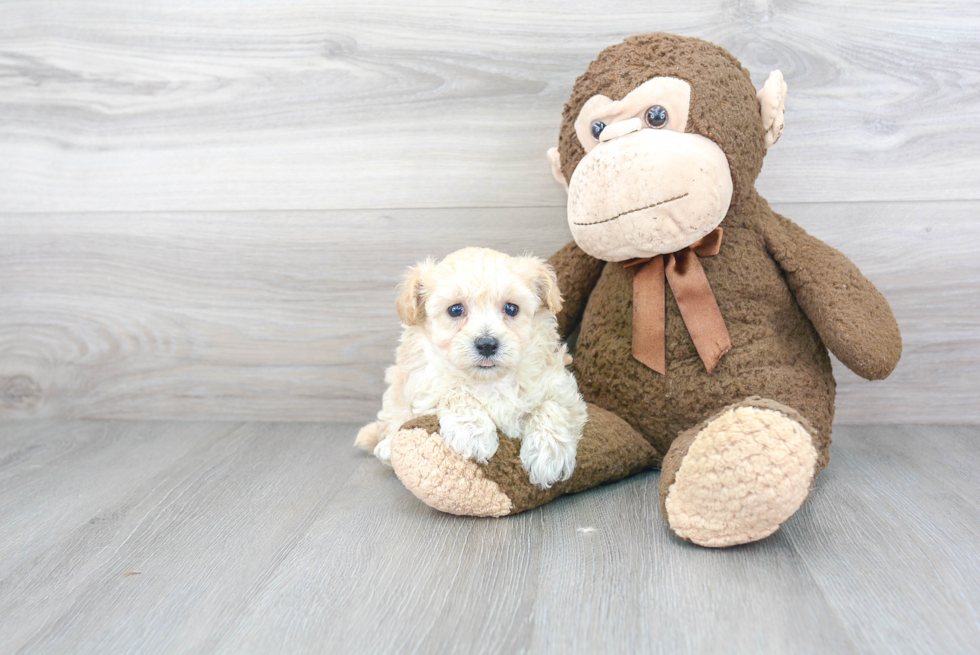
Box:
left=2, top=0, right=978, bottom=423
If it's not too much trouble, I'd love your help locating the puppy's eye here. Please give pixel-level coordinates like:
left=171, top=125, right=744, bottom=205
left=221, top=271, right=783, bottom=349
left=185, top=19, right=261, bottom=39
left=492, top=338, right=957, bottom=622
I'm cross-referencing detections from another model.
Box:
left=447, top=303, right=464, bottom=318
left=645, top=105, right=668, bottom=128
left=591, top=121, right=605, bottom=141
left=503, top=303, right=519, bottom=317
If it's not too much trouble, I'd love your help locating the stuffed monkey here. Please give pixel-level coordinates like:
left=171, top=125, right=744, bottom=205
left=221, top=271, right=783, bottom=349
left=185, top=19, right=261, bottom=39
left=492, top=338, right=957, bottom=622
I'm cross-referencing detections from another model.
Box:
left=388, top=33, right=901, bottom=547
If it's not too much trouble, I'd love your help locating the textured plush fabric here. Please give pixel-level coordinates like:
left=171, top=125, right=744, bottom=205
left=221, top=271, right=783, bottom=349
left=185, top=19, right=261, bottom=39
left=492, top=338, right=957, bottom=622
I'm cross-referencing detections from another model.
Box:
left=392, top=404, right=660, bottom=516
left=565, top=192, right=836, bottom=467
left=558, top=33, right=767, bottom=209
left=572, top=77, right=691, bottom=153
left=488, top=403, right=660, bottom=513
left=548, top=241, right=606, bottom=339
left=566, top=129, right=734, bottom=260
left=546, top=31, right=902, bottom=462
left=758, top=71, right=788, bottom=148
left=764, top=210, right=902, bottom=380
left=558, top=188, right=900, bottom=469
left=658, top=398, right=818, bottom=547
left=391, top=418, right=513, bottom=518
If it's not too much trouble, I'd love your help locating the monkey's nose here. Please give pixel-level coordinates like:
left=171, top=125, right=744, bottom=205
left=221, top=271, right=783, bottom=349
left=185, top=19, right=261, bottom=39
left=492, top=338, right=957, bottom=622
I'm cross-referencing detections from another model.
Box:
left=474, top=336, right=498, bottom=357
left=599, top=117, right=642, bottom=142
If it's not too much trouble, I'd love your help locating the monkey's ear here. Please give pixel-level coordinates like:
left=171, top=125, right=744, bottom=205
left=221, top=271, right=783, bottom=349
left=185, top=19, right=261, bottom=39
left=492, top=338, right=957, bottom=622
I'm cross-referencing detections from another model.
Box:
left=546, top=147, right=568, bottom=191
left=395, top=258, right=434, bottom=326
left=522, top=256, right=563, bottom=314
left=757, top=70, right=788, bottom=149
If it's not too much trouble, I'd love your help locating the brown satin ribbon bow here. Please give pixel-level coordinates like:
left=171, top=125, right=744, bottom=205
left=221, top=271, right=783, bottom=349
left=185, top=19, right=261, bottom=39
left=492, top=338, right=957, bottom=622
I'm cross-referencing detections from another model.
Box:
left=623, top=227, right=732, bottom=375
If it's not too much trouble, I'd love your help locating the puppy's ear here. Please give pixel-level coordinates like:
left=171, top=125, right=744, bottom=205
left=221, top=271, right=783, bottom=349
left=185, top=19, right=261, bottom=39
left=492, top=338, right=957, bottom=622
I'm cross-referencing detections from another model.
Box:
left=395, top=258, right=434, bottom=326
left=521, top=256, right=563, bottom=314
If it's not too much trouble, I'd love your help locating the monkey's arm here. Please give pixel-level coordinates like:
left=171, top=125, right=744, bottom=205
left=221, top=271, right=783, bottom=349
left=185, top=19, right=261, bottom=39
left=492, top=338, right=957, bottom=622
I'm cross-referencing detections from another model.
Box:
left=763, top=212, right=901, bottom=380
left=547, top=241, right=606, bottom=340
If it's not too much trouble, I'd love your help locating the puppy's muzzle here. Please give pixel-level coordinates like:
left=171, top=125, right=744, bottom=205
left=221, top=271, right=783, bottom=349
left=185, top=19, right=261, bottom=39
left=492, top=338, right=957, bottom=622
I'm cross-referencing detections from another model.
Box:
left=474, top=336, right=499, bottom=359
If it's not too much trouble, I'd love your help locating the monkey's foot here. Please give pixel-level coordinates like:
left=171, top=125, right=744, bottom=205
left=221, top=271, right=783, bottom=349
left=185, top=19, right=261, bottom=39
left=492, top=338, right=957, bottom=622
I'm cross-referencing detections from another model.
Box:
left=390, top=405, right=660, bottom=517
left=659, top=398, right=819, bottom=548
left=390, top=417, right=512, bottom=517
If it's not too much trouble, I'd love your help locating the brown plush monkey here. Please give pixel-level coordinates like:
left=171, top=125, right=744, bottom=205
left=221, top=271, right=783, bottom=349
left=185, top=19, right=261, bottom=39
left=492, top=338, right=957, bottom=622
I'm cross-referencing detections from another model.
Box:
left=387, top=33, right=902, bottom=547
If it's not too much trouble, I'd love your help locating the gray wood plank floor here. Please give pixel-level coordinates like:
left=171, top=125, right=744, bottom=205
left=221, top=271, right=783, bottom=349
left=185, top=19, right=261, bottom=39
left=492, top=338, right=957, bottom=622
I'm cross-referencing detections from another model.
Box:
left=1, top=422, right=977, bottom=654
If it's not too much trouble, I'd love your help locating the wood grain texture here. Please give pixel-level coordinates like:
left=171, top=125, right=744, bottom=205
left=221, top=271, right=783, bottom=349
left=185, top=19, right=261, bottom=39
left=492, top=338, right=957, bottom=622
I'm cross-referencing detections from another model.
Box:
left=1, top=201, right=976, bottom=423
left=0, top=0, right=978, bottom=212
left=1, top=1, right=977, bottom=422
left=0, top=421, right=978, bottom=653
left=0, top=422, right=362, bottom=653
left=0, top=208, right=573, bottom=422
left=0, top=421, right=229, bottom=580
left=785, top=425, right=980, bottom=653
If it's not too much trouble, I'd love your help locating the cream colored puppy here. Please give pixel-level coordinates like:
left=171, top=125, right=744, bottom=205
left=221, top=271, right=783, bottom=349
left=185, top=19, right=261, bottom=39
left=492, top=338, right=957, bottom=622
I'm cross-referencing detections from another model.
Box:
left=355, top=247, right=587, bottom=489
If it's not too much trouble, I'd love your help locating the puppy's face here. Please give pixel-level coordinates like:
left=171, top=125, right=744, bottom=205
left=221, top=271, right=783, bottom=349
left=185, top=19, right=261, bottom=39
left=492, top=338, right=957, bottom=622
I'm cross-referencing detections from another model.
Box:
left=396, top=248, right=562, bottom=380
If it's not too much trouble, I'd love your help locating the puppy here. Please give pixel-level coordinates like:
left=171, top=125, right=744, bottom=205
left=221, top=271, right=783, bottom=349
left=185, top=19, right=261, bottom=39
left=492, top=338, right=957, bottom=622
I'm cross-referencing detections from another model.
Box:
left=355, top=247, right=587, bottom=489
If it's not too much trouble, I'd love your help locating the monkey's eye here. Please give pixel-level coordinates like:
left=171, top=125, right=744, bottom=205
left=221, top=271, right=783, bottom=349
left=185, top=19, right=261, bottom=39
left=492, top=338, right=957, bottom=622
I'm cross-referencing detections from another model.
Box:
left=448, top=304, right=465, bottom=318
left=503, top=303, right=519, bottom=317
left=590, top=121, right=606, bottom=141
left=645, top=105, right=668, bottom=128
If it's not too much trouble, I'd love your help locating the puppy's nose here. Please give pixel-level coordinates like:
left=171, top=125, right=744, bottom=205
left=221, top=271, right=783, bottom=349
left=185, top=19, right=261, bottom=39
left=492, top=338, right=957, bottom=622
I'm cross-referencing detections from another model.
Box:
left=474, top=336, right=498, bottom=358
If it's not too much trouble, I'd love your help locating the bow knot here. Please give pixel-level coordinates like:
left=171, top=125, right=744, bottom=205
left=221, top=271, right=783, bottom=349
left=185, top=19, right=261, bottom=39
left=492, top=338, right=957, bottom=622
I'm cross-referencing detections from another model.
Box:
left=624, top=228, right=731, bottom=374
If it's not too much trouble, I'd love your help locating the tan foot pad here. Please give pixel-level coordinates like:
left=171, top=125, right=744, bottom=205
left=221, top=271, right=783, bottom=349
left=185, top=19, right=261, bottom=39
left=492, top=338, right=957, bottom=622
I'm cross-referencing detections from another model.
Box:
left=663, top=405, right=818, bottom=547
left=390, top=428, right=513, bottom=517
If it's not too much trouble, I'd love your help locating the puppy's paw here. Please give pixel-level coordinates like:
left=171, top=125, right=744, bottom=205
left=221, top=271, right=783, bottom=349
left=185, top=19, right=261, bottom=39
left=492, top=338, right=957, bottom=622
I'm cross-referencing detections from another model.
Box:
left=439, top=412, right=499, bottom=464
left=373, top=437, right=394, bottom=466
left=355, top=421, right=384, bottom=450
left=520, top=430, right=577, bottom=489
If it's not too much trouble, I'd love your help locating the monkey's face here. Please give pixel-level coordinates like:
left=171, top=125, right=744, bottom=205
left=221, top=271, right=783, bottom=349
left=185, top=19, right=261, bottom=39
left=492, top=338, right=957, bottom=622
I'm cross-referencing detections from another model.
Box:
left=547, top=34, right=788, bottom=262
left=565, top=77, right=733, bottom=261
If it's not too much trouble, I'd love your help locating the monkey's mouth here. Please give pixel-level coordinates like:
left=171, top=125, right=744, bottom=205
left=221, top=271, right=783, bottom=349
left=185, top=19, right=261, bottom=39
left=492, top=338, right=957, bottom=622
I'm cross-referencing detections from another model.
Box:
left=572, top=192, right=688, bottom=226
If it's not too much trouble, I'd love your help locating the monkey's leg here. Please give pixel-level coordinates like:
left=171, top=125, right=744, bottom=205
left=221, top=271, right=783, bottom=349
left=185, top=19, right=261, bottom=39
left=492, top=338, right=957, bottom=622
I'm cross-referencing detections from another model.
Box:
left=390, top=404, right=660, bottom=517
left=659, top=397, right=825, bottom=547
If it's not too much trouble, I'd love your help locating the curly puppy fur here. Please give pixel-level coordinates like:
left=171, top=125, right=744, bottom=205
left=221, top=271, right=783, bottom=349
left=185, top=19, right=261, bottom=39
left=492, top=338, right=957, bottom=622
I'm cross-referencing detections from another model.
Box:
left=356, top=247, right=588, bottom=489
